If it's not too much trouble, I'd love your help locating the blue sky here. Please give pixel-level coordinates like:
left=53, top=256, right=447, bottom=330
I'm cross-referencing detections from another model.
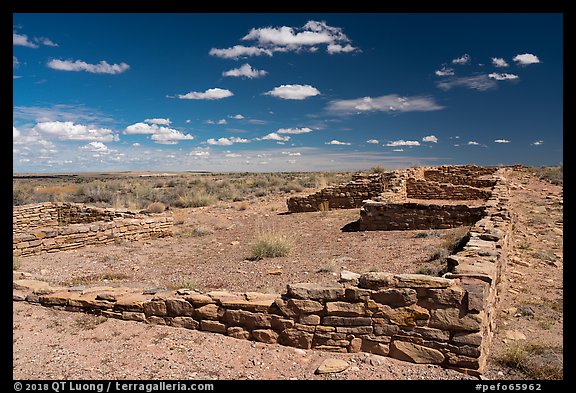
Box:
left=13, top=13, right=563, bottom=173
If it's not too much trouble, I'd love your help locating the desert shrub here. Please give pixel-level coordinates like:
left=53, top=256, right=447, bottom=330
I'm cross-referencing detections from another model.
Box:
left=279, top=182, right=304, bottom=193
left=414, top=230, right=441, bottom=238
left=250, top=228, right=293, bottom=259
left=147, top=202, right=166, bottom=213
left=370, top=165, right=386, bottom=173
left=533, top=165, right=563, bottom=185
left=13, top=256, right=20, bottom=271
left=498, top=341, right=563, bottom=379
left=174, top=190, right=217, bottom=208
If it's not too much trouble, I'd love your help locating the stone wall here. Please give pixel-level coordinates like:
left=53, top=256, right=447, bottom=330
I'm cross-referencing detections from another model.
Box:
left=287, top=174, right=387, bottom=212
left=287, top=172, right=407, bottom=213
left=406, top=179, right=492, bottom=200
left=13, top=202, right=173, bottom=256
left=423, top=166, right=497, bottom=188
left=13, top=169, right=511, bottom=375
left=359, top=202, right=486, bottom=231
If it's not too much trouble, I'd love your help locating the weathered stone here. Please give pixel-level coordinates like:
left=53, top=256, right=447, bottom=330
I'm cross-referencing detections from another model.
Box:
left=287, top=283, right=345, bottom=300
left=194, top=304, right=222, bottom=320
left=143, top=300, right=167, bottom=317
left=325, top=301, right=366, bottom=316
left=13, top=291, right=27, bottom=301
left=184, top=293, right=215, bottom=307
left=416, top=286, right=466, bottom=307
left=299, top=314, right=321, bottom=325
left=25, top=293, right=40, bottom=303
left=389, top=340, right=445, bottom=364
left=322, top=316, right=372, bottom=326
left=315, top=358, right=349, bottom=374
left=227, top=326, right=251, bottom=340
left=122, top=311, right=146, bottom=322
left=270, top=315, right=295, bottom=330
left=294, top=323, right=316, bottom=333
left=171, top=316, right=199, bottom=330
left=358, top=272, right=396, bottom=289
left=67, top=296, right=113, bottom=310
left=223, top=309, right=272, bottom=329
left=348, top=337, right=362, bottom=353
left=220, top=295, right=278, bottom=312
left=279, top=328, right=313, bottom=349
left=448, top=343, right=481, bottom=357
left=96, top=293, right=117, bottom=302
left=445, top=353, right=480, bottom=369
left=361, top=337, right=390, bottom=356
left=400, top=326, right=451, bottom=341
left=14, top=279, right=55, bottom=294
left=335, top=326, right=373, bottom=335
left=376, top=304, right=430, bottom=326
left=344, top=287, right=372, bottom=301
left=452, top=332, right=483, bottom=346
left=314, top=345, right=348, bottom=353
left=371, top=288, right=417, bottom=307
left=315, top=325, right=336, bottom=333
left=200, top=320, right=227, bottom=333
left=252, top=329, right=279, bottom=344
left=287, top=299, right=324, bottom=314
left=503, top=330, right=527, bottom=341
left=147, top=316, right=167, bottom=325
left=429, top=308, right=483, bottom=332
left=373, top=321, right=399, bottom=336
left=271, top=298, right=297, bottom=318
left=166, top=298, right=194, bottom=317
left=339, top=270, right=361, bottom=283
left=460, top=278, right=489, bottom=313
left=394, top=274, right=453, bottom=289
left=39, top=292, right=69, bottom=306
left=114, top=294, right=146, bottom=312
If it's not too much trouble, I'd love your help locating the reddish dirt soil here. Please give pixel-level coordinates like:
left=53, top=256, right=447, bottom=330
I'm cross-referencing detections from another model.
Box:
left=12, top=168, right=563, bottom=380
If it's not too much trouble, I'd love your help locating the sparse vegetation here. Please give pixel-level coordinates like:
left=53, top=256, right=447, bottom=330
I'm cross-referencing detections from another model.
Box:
left=497, top=341, right=563, bottom=379
left=250, top=228, right=293, bottom=259
left=13, top=256, right=20, bottom=271
left=147, top=202, right=166, bottom=213
left=531, top=165, right=563, bottom=185
left=415, top=230, right=441, bottom=238
left=73, top=314, right=107, bottom=331
left=517, top=242, right=531, bottom=250
left=370, top=165, right=386, bottom=174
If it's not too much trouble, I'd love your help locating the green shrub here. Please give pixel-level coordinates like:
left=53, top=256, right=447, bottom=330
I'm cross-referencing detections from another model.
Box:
left=250, top=229, right=293, bottom=259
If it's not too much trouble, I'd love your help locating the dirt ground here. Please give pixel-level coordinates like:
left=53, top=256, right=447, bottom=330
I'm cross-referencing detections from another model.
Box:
left=12, top=168, right=563, bottom=380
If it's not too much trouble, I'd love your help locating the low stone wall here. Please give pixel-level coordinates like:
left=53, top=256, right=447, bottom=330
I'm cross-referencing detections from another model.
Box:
left=287, top=174, right=387, bottom=212
left=359, top=202, right=486, bottom=231
left=406, top=179, right=492, bottom=200
left=423, top=171, right=497, bottom=188
left=13, top=202, right=173, bottom=256
left=13, top=202, right=140, bottom=232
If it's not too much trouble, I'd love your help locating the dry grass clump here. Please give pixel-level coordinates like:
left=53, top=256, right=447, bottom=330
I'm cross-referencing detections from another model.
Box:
left=250, top=228, right=294, bottom=260
left=497, top=341, right=563, bottom=379
left=147, top=201, right=166, bottom=213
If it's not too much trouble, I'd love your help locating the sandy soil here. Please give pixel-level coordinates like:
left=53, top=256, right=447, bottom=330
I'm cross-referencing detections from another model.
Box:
left=12, top=168, right=563, bottom=380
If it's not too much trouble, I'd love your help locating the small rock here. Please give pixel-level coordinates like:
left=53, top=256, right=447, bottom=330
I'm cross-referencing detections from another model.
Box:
left=142, top=288, right=168, bottom=295
left=68, top=285, right=86, bottom=293
left=292, top=348, right=307, bottom=356
left=230, top=241, right=240, bottom=246
left=315, top=358, right=349, bottom=374
left=267, top=269, right=282, bottom=275
left=339, top=270, right=361, bottom=282
left=504, top=330, right=527, bottom=340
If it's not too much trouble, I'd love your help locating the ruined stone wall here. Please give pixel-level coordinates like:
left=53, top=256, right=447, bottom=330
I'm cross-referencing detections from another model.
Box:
left=13, top=202, right=173, bottom=256
left=359, top=202, right=486, bottom=231
left=406, top=179, right=492, bottom=200
left=287, top=174, right=387, bottom=212
left=13, top=169, right=511, bottom=375
left=13, top=202, right=139, bottom=232
left=423, top=170, right=497, bottom=188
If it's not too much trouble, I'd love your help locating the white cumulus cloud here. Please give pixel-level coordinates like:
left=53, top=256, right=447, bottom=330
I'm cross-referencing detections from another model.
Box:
left=259, top=132, right=291, bottom=141
left=327, top=94, right=444, bottom=115
left=264, top=84, right=320, bottom=100
left=33, top=121, right=118, bottom=142
left=176, top=88, right=233, bottom=100
left=327, top=43, right=359, bottom=54
left=206, top=137, right=250, bottom=146
left=513, top=53, right=540, bottom=65
left=325, top=140, right=351, bottom=145
left=467, top=141, right=480, bottom=145
left=366, top=139, right=380, bottom=144
left=144, top=118, right=172, bottom=125
left=386, top=140, right=420, bottom=147
left=47, top=59, right=130, bottom=74
left=276, top=127, right=312, bottom=134
left=222, top=63, right=268, bottom=78
left=209, top=45, right=273, bottom=60
left=422, top=135, right=438, bottom=143
left=531, top=140, right=544, bottom=146
left=491, top=57, right=509, bottom=67
left=494, top=139, right=511, bottom=143
left=452, top=54, right=471, bottom=65
left=124, top=122, right=193, bottom=144
left=435, top=67, right=455, bottom=76
left=228, top=114, right=245, bottom=120
left=488, top=72, right=519, bottom=81
left=13, top=126, right=21, bottom=139
left=436, top=75, right=497, bottom=91
left=205, top=119, right=228, bottom=125
left=80, top=141, right=111, bottom=152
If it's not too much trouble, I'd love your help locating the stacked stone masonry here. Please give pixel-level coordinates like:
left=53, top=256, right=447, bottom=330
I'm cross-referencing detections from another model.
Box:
left=13, top=202, right=173, bottom=256
left=13, top=166, right=511, bottom=375
left=287, top=165, right=497, bottom=213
